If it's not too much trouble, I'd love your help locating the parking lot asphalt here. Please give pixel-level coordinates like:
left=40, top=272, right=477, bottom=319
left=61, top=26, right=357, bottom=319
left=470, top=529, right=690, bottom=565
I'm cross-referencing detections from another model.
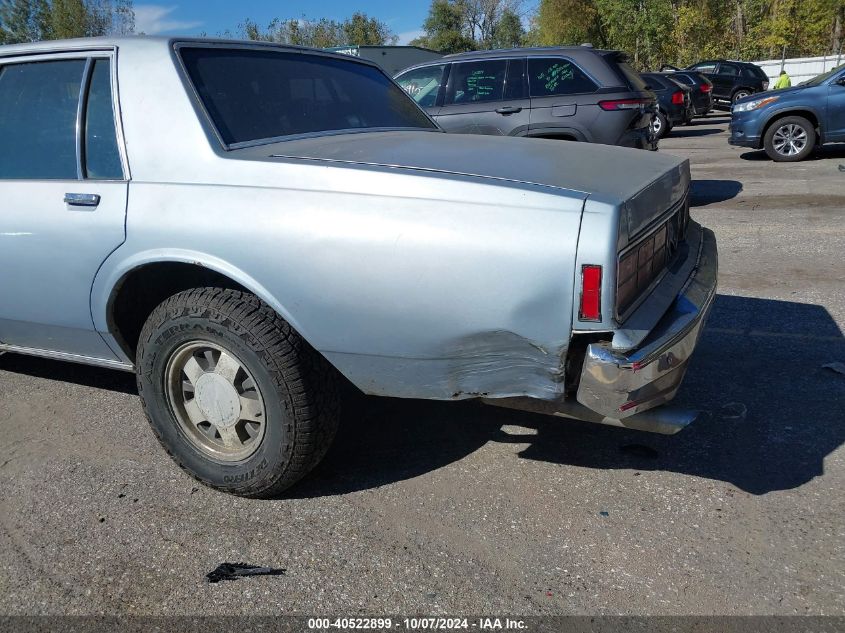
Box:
left=1, top=116, right=844, bottom=617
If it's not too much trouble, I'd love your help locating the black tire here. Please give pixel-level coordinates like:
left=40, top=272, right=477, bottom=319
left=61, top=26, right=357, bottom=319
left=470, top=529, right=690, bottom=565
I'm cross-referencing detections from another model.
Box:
left=136, top=287, right=340, bottom=498
left=763, top=115, right=816, bottom=162
left=652, top=111, right=669, bottom=139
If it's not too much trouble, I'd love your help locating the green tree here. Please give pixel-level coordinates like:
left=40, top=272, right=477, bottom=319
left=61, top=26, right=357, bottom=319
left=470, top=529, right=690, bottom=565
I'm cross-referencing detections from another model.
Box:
left=0, top=0, right=36, bottom=43
left=591, top=0, right=675, bottom=69
left=532, top=0, right=605, bottom=46
left=412, top=0, right=475, bottom=52
left=0, top=0, right=134, bottom=42
left=239, top=12, right=396, bottom=47
left=342, top=11, right=397, bottom=45
left=489, top=7, right=524, bottom=47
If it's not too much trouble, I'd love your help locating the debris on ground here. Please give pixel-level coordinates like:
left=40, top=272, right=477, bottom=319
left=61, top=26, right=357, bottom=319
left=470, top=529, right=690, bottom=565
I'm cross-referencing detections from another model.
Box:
left=822, top=362, right=845, bottom=376
left=206, top=562, right=287, bottom=584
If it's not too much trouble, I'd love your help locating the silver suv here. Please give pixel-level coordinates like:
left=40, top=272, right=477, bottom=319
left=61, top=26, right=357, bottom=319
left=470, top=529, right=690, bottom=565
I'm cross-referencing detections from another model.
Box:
left=396, top=46, right=658, bottom=150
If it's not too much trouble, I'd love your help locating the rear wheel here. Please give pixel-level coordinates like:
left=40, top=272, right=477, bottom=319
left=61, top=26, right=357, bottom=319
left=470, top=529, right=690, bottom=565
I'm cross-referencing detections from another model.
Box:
left=652, top=111, right=668, bottom=139
left=763, top=116, right=816, bottom=162
left=136, top=287, right=340, bottom=497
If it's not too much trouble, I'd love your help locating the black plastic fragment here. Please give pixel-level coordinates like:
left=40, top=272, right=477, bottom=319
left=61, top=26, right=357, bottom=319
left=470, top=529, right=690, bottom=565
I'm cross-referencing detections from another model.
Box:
left=206, top=562, right=287, bottom=583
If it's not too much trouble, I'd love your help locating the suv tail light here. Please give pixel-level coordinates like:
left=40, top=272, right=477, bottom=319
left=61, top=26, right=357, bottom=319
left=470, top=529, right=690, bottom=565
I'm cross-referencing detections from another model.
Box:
left=598, top=98, right=651, bottom=111
left=763, top=81, right=769, bottom=90
left=671, top=90, right=685, bottom=105
left=579, top=265, right=602, bottom=321
left=700, top=83, right=712, bottom=93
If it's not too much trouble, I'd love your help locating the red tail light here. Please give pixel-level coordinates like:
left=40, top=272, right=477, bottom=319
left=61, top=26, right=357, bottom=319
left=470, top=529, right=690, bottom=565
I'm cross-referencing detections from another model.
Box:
left=598, top=98, right=650, bottom=111
left=700, top=83, right=712, bottom=93
left=579, top=265, right=602, bottom=321
left=671, top=90, right=685, bottom=105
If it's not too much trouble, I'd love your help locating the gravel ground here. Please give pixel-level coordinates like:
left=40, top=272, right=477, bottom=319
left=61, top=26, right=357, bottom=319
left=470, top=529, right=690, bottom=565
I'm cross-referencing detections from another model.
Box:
left=1, top=116, right=844, bottom=617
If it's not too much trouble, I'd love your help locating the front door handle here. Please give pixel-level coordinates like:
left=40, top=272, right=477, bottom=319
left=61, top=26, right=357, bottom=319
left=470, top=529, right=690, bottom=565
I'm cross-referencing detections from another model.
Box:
left=64, top=193, right=101, bottom=208
left=495, top=106, right=522, bottom=115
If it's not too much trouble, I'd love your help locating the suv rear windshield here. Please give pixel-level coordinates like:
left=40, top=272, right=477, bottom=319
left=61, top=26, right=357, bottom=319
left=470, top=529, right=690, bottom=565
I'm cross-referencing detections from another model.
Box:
left=179, top=46, right=436, bottom=147
left=609, top=55, right=649, bottom=91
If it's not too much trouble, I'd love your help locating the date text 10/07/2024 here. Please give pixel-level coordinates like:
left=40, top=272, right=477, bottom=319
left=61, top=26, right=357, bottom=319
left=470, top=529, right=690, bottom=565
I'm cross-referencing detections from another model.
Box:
left=307, top=618, right=528, bottom=630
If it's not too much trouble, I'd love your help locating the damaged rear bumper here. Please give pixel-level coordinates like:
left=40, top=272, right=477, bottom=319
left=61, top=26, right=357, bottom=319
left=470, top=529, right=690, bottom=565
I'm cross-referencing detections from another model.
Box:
left=576, top=223, right=718, bottom=419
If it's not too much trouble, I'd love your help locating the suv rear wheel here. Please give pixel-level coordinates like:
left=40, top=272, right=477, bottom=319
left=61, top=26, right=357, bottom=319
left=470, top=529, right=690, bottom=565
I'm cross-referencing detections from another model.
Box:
left=136, top=287, right=340, bottom=497
left=652, top=111, right=669, bottom=139
left=763, top=116, right=816, bottom=162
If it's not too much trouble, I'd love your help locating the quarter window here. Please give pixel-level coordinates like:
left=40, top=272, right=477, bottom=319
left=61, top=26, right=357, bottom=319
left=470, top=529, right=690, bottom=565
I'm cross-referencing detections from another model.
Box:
left=396, top=64, right=446, bottom=108
left=447, top=60, right=507, bottom=104
left=84, top=59, right=123, bottom=180
left=0, top=60, right=86, bottom=180
left=528, top=58, right=598, bottom=97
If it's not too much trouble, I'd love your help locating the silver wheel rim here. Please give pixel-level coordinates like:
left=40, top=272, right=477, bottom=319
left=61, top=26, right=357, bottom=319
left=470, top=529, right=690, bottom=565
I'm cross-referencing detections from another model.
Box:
left=165, top=341, right=266, bottom=462
left=734, top=91, right=749, bottom=102
left=652, top=115, right=663, bottom=134
left=772, top=123, right=808, bottom=156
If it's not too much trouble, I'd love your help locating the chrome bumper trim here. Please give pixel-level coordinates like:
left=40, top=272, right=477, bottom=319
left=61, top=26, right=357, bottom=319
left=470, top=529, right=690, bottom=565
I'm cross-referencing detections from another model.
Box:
left=576, top=223, right=718, bottom=419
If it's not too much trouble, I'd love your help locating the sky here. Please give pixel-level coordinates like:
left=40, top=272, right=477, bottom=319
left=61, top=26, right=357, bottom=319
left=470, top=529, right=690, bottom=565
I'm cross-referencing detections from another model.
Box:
left=133, top=1, right=538, bottom=44
left=133, top=1, right=431, bottom=44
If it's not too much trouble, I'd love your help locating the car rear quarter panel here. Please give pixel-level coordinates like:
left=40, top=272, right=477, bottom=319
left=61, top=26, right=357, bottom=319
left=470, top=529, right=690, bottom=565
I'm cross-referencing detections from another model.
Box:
left=92, top=159, right=586, bottom=401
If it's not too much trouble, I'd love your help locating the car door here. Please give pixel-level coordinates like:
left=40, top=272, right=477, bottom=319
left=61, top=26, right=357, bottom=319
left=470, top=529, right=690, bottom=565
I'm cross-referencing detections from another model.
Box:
left=826, top=70, right=845, bottom=141
left=527, top=56, right=602, bottom=140
left=435, top=58, right=529, bottom=136
left=395, top=63, right=449, bottom=118
left=713, top=62, right=740, bottom=101
left=0, top=54, right=129, bottom=361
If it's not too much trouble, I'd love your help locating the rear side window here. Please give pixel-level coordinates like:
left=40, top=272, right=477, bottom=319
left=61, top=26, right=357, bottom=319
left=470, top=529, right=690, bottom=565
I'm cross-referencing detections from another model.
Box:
left=744, top=66, right=767, bottom=79
left=180, top=47, right=435, bottom=146
left=84, top=59, right=123, bottom=180
left=0, top=60, right=86, bottom=179
left=719, top=63, right=740, bottom=76
left=672, top=73, right=695, bottom=86
left=396, top=64, right=446, bottom=108
left=692, top=63, right=717, bottom=73
left=528, top=58, right=597, bottom=96
left=446, top=60, right=507, bottom=104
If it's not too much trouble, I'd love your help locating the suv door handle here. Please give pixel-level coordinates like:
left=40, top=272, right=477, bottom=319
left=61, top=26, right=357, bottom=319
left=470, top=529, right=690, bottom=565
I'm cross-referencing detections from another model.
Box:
left=64, top=193, right=101, bottom=208
left=495, top=106, right=522, bottom=115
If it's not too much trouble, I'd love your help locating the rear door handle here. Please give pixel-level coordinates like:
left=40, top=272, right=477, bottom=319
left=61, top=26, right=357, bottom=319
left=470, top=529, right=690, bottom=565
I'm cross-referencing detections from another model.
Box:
left=64, top=193, right=101, bottom=208
left=495, top=106, right=522, bottom=115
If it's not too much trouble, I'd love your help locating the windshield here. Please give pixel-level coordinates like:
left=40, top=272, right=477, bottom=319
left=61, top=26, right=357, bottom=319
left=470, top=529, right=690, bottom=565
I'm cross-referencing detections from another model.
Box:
left=801, top=63, right=845, bottom=87
left=179, top=46, right=436, bottom=147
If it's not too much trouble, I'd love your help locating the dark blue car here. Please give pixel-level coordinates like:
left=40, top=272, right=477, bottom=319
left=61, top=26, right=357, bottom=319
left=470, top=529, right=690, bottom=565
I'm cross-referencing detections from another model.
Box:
left=729, top=64, right=845, bottom=161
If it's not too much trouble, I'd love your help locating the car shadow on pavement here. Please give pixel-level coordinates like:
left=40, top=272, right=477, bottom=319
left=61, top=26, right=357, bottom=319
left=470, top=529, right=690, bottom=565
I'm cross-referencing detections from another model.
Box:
left=740, top=143, right=845, bottom=161
left=690, top=179, right=743, bottom=206
left=295, top=294, right=845, bottom=498
left=0, top=353, right=137, bottom=394
left=1, top=295, right=842, bottom=499
left=668, top=128, right=723, bottom=138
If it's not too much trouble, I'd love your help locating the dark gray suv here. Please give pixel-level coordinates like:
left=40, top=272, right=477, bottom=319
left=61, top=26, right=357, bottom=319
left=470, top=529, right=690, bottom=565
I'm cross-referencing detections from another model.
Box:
left=395, top=47, right=658, bottom=150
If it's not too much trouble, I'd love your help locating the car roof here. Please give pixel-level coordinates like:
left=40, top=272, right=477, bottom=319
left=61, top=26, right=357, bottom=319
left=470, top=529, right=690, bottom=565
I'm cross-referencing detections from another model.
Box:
left=692, top=59, right=758, bottom=66
left=442, top=46, right=617, bottom=60
left=0, top=35, right=365, bottom=63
